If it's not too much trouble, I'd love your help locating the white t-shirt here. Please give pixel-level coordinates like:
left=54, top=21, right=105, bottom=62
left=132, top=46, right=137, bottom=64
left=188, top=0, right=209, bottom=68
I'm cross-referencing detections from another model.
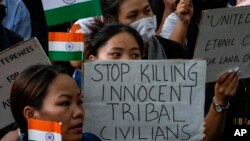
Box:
left=160, top=12, right=180, bottom=39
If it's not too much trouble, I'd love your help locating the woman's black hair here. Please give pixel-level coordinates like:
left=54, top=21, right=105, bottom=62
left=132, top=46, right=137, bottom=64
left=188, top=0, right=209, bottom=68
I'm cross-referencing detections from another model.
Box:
left=85, top=21, right=144, bottom=59
left=101, top=0, right=125, bottom=23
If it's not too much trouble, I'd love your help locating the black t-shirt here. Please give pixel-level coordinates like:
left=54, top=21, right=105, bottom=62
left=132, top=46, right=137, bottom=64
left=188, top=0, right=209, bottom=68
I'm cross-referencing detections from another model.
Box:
left=82, top=132, right=102, bottom=141
left=156, top=36, right=190, bottom=59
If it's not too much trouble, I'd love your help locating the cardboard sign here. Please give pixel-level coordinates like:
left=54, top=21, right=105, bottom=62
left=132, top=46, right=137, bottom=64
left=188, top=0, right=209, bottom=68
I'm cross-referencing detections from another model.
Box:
left=193, top=6, right=250, bottom=82
left=83, top=60, right=206, bottom=141
left=0, top=38, right=50, bottom=129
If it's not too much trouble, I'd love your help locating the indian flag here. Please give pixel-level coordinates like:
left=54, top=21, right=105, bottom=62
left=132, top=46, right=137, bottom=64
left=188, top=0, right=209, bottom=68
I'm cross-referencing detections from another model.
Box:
left=41, top=0, right=102, bottom=26
left=28, top=118, right=62, bottom=141
left=49, top=32, right=84, bottom=61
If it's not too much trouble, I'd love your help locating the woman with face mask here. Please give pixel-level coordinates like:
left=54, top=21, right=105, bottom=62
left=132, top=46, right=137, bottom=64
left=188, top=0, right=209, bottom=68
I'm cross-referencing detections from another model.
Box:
left=102, top=0, right=189, bottom=60
left=69, top=0, right=190, bottom=69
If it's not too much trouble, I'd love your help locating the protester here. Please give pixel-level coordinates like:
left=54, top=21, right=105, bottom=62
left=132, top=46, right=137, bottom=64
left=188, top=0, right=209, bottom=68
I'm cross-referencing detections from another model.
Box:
left=68, top=0, right=190, bottom=71
left=149, top=0, right=194, bottom=58
left=0, top=1, right=24, bottom=138
left=85, top=22, right=240, bottom=141
left=22, top=0, right=48, bottom=54
left=69, top=0, right=191, bottom=69
left=72, top=23, right=144, bottom=89
left=1, top=0, right=31, bottom=40
left=158, top=0, right=193, bottom=47
left=0, top=22, right=23, bottom=52
left=191, top=1, right=250, bottom=140
left=149, top=0, right=176, bottom=35
left=9, top=64, right=101, bottom=141
left=69, top=17, right=101, bottom=69
left=85, top=22, right=143, bottom=60
left=93, top=0, right=189, bottom=60
left=0, top=0, right=23, bottom=52
left=201, top=1, right=250, bottom=140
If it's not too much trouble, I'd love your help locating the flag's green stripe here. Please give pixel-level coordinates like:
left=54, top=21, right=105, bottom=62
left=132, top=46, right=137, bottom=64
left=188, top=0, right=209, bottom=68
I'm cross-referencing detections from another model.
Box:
left=45, top=0, right=102, bottom=26
left=49, top=51, right=84, bottom=61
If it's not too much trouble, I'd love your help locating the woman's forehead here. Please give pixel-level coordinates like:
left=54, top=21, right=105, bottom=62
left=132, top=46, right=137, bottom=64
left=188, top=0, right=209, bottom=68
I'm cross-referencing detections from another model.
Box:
left=119, top=0, right=149, bottom=11
left=45, top=74, right=80, bottom=96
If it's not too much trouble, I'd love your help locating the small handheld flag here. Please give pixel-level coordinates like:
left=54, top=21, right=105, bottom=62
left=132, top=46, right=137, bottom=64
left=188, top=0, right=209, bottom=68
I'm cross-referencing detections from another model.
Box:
left=28, top=118, right=62, bottom=141
left=49, top=32, right=84, bottom=61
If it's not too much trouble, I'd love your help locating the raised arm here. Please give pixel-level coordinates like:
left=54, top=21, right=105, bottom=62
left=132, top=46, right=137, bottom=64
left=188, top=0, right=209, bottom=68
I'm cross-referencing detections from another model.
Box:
left=168, top=0, right=193, bottom=46
left=155, top=0, right=176, bottom=35
left=204, top=68, right=240, bottom=141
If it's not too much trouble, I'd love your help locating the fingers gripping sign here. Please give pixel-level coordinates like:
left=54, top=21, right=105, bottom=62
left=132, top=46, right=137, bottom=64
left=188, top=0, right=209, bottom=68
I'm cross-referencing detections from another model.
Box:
left=214, top=67, right=240, bottom=105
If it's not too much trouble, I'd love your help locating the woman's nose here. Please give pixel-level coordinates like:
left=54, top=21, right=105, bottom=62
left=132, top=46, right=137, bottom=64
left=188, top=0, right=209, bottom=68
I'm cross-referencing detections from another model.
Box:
left=73, top=105, right=84, bottom=119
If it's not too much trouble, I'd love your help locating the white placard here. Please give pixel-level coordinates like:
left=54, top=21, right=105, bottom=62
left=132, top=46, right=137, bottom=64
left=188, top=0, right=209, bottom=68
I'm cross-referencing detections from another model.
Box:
left=0, top=38, right=51, bottom=129
left=194, top=6, right=250, bottom=82
left=83, top=60, right=206, bottom=141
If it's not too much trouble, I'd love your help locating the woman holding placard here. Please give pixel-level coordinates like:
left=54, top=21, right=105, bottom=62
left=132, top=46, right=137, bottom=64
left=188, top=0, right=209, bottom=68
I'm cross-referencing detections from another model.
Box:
left=85, top=19, right=240, bottom=140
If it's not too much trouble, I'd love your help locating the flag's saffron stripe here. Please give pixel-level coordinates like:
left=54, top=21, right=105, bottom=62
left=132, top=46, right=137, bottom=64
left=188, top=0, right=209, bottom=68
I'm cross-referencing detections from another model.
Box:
left=44, top=1, right=102, bottom=26
left=28, top=119, right=62, bottom=133
left=49, top=32, right=84, bottom=42
left=49, top=51, right=83, bottom=61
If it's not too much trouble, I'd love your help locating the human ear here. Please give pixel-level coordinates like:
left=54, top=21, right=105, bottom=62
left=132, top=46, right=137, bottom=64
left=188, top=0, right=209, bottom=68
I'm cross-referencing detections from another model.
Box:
left=89, top=55, right=97, bottom=61
left=23, top=106, right=37, bottom=119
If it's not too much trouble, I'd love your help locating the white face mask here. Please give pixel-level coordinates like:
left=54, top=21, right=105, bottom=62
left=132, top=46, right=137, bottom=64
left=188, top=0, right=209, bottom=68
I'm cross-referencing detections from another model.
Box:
left=130, top=15, right=157, bottom=43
